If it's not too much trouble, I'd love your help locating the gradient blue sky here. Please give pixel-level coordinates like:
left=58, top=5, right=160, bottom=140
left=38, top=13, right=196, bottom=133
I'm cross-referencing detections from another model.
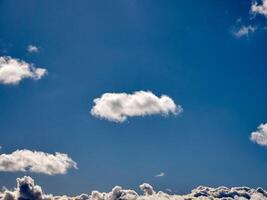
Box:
left=0, top=0, right=267, bottom=196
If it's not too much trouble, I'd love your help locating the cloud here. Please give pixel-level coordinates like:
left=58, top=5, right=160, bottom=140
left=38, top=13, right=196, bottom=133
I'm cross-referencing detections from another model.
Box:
left=155, top=172, right=165, bottom=178
left=250, top=123, right=267, bottom=147
left=236, top=18, right=242, bottom=23
left=91, top=91, right=182, bottom=123
left=165, top=188, right=173, bottom=194
left=0, top=149, right=77, bottom=175
left=1, top=177, right=267, bottom=200
left=233, top=25, right=256, bottom=38
left=27, top=45, right=39, bottom=53
left=251, top=0, right=267, bottom=17
left=0, top=56, right=47, bottom=85
left=139, top=183, right=155, bottom=196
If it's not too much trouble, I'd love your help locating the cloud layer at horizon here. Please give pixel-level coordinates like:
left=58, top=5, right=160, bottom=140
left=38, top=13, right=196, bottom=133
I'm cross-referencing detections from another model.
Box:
left=0, top=56, right=47, bottom=85
left=0, top=149, right=77, bottom=175
left=1, top=176, right=267, bottom=200
left=91, top=91, right=182, bottom=123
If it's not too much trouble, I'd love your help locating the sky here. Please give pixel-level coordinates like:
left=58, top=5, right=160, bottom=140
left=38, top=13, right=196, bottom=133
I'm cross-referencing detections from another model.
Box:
left=0, top=0, right=267, bottom=197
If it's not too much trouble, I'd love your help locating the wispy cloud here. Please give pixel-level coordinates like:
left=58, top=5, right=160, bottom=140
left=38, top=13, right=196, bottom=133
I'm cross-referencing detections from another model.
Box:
left=250, top=123, right=267, bottom=147
left=0, top=56, right=47, bottom=85
left=27, top=45, right=39, bottom=53
left=91, top=91, right=182, bottom=123
left=155, top=172, right=165, bottom=178
left=233, top=25, right=256, bottom=38
left=0, top=149, right=77, bottom=175
left=165, top=188, right=173, bottom=194
left=236, top=17, right=242, bottom=23
left=231, top=0, right=267, bottom=38
left=251, top=0, right=267, bottom=17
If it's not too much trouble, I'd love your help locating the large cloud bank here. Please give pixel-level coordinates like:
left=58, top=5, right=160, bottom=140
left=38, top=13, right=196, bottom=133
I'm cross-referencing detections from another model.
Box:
left=91, top=91, right=182, bottom=122
left=1, top=176, right=267, bottom=200
left=250, top=123, right=267, bottom=147
left=0, top=150, right=77, bottom=175
left=0, top=56, right=47, bottom=85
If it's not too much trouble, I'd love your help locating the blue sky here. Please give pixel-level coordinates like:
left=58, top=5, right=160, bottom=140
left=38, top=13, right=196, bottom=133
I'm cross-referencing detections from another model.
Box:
left=0, top=0, right=267, bottom=196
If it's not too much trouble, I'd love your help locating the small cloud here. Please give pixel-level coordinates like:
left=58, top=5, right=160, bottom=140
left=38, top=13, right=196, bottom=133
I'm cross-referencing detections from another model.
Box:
left=165, top=188, right=173, bottom=194
left=250, top=123, right=267, bottom=147
left=155, top=172, right=165, bottom=178
left=0, top=56, right=47, bottom=85
left=251, top=0, right=267, bottom=17
left=27, top=45, right=39, bottom=53
left=0, top=149, right=77, bottom=175
left=233, top=25, right=256, bottom=38
left=91, top=91, right=183, bottom=123
left=139, top=183, right=155, bottom=195
left=236, top=17, right=242, bottom=23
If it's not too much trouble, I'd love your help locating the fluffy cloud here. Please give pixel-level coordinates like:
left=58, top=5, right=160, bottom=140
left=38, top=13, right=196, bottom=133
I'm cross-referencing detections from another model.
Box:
left=1, top=176, right=267, bottom=200
left=233, top=25, right=256, bottom=38
left=27, top=45, right=39, bottom=53
left=91, top=91, right=182, bottom=123
left=155, top=172, right=165, bottom=178
left=251, top=0, right=267, bottom=17
left=0, top=56, right=47, bottom=85
left=250, top=123, right=267, bottom=147
left=0, top=149, right=77, bottom=175
left=139, top=183, right=155, bottom=196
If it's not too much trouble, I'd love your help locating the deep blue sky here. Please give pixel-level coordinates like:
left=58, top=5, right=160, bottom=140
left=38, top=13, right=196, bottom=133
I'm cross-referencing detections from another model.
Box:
left=0, top=0, right=267, bottom=196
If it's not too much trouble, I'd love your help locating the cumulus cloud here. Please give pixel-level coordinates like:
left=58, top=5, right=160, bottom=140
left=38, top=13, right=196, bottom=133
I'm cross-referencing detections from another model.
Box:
left=0, top=56, right=47, bottom=85
left=1, top=177, right=267, bottom=200
left=91, top=91, right=182, bottom=123
left=27, top=45, right=39, bottom=53
left=139, top=183, right=155, bottom=196
left=233, top=25, right=256, bottom=38
left=251, top=0, right=267, bottom=17
left=155, top=172, right=165, bottom=178
left=250, top=123, right=267, bottom=147
left=0, top=149, right=77, bottom=175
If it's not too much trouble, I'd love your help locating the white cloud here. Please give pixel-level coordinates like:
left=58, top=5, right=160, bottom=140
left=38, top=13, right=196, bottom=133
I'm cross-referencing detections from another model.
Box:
left=251, top=0, right=267, bottom=17
left=91, top=91, right=182, bottom=123
left=0, top=56, right=47, bottom=85
left=0, top=149, right=77, bottom=175
left=1, top=176, right=267, bottom=200
left=155, top=172, right=165, bottom=178
left=233, top=25, right=256, bottom=38
left=27, top=45, right=39, bottom=53
left=250, top=123, right=267, bottom=147
left=139, top=183, right=155, bottom=196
